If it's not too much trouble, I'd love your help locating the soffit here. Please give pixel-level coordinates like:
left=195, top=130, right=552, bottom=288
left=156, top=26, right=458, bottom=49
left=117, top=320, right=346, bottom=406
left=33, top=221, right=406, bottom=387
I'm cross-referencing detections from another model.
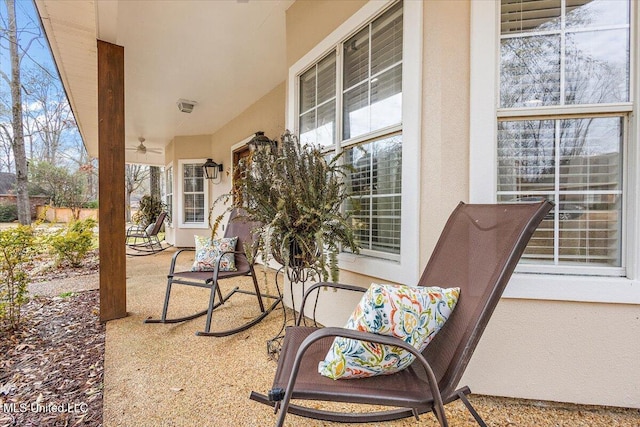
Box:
left=36, top=0, right=294, bottom=164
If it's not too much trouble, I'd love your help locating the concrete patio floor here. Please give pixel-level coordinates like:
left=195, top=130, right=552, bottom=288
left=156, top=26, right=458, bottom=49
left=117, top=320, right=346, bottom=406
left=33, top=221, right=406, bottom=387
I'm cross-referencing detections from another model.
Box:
left=102, top=248, right=640, bottom=426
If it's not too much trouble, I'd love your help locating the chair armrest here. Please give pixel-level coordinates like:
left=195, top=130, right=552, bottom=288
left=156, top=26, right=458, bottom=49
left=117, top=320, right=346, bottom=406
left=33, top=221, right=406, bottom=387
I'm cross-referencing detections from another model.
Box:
left=126, top=224, right=146, bottom=236
left=276, top=326, right=447, bottom=425
left=297, top=282, right=366, bottom=326
left=168, top=248, right=196, bottom=275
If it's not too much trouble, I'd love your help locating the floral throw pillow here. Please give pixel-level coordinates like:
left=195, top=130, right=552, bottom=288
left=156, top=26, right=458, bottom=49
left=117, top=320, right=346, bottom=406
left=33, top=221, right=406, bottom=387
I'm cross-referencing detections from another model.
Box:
left=191, top=236, right=238, bottom=272
left=318, top=283, right=460, bottom=380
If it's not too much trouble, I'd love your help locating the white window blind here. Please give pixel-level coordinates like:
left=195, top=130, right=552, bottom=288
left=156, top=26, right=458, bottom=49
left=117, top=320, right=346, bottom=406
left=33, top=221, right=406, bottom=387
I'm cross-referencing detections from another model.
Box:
left=342, top=2, right=403, bottom=258
left=498, top=0, right=630, bottom=273
left=345, top=134, right=402, bottom=256
left=497, top=116, right=623, bottom=267
left=298, top=0, right=404, bottom=260
left=299, top=52, right=336, bottom=148
left=342, top=0, right=403, bottom=141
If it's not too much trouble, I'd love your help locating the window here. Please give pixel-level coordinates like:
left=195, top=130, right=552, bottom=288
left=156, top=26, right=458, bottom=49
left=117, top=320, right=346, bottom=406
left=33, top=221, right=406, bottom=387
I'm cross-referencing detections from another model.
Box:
left=297, top=0, right=404, bottom=260
left=165, top=165, right=173, bottom=226
left=345, top=135, right=402, bottom=257
left=288, top=0, right=421, bottom=283
left=498, top=0, right=631, bottom=275
left=299, top=52, right=336, bottom=149
left=180, top=161, right=207, bottom=226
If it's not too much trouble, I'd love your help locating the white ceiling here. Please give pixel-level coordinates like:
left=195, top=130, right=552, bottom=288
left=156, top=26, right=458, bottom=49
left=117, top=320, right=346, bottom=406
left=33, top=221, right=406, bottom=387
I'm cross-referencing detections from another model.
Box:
left=36, top=0, right=294, bottom=165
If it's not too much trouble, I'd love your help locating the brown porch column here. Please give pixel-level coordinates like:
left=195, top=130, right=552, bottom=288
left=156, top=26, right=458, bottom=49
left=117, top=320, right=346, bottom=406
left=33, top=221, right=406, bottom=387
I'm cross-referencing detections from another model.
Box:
left=97, top=40, right=127, bottom=321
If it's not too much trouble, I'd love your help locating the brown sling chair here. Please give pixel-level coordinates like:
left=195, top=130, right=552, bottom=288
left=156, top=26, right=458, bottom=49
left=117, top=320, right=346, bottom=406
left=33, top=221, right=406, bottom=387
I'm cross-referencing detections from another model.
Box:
left=144, top=208, right=282, bottom=336
left=250, top=201, right=552, bottom=426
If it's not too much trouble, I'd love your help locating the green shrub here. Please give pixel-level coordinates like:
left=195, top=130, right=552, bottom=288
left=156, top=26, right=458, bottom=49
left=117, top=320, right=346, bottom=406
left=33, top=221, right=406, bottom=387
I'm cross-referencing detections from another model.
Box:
left=84, top=200, right=99, bottom=209
left=49, top=218, right=96, bottom=267
left=0, top=203, right=18, bottom=222
left=0, top=225, right=34, bottom=331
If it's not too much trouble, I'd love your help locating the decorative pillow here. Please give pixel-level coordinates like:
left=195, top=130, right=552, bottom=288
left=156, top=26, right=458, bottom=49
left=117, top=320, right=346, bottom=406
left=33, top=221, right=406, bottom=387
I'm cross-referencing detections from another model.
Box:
left=191, top=236, right=238, bottom=272
left=318, top=283, right=460, bottom=380
left=144, top=223, right=155, bottom=235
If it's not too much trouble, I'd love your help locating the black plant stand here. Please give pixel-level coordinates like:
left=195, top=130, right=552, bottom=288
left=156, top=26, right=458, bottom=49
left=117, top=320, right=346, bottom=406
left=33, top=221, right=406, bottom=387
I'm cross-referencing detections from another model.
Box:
left=266, top=264, right=320, bottom=360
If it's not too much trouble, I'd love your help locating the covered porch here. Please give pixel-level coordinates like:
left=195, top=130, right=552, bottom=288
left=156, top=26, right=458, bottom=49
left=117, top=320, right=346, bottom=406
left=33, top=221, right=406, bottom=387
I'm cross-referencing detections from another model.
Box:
left=35, top=0, right=640, bottom=416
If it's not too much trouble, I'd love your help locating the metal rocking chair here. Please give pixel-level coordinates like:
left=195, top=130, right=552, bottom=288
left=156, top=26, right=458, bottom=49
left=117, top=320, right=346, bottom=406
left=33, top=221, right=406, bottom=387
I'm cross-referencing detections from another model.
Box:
left=144, top=208, right=282, bottom=336
left=126, top=211, right=168, bottom=254
left=250, top=201, right=552, bottom=426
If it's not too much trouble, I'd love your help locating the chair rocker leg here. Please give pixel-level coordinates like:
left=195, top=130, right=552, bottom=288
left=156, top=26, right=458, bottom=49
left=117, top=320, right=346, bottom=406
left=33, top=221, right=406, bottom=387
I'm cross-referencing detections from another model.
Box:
left=144, top=278, right=213, bottom=325
left=457, top=388, right=487, bottom=427
left=196, top=287, right=282, bottom=337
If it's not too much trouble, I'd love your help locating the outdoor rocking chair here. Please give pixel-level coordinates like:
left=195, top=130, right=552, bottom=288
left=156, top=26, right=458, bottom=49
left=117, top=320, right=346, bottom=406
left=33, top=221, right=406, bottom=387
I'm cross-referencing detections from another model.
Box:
left=126, top=211, right=168, bottom=255
left=144, top=208, right=282, bottom=337
left=250, top=201, right=552, bottom=427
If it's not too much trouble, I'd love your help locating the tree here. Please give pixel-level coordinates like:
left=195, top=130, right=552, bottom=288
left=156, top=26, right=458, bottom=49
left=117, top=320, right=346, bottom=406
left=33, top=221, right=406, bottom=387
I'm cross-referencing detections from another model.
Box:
left=1, top=0, right=31, bottom=224
left=0, top=97, right=13, bottom=173
left=29, top=161, right=90, bottom=219
left=22, top=66, right=77, bottom=165
left=125, top=164, right=149, bottom=222
left=149, top=165, right=161, bottom=201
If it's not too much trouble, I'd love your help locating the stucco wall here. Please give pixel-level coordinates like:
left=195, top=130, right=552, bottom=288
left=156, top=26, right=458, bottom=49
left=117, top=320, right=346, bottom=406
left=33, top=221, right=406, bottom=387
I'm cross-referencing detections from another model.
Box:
left=208, top=82, right=286, bottom=231
left=166, top=134, right=213, bottom=248
left=462, top=299, right=640, bottom=408
left=419, top=0, right=470, bottom=266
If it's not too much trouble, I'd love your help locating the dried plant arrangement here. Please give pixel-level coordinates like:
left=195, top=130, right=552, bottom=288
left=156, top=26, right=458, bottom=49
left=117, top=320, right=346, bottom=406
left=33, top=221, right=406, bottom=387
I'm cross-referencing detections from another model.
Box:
left=212, top=130, right=359, bottom=282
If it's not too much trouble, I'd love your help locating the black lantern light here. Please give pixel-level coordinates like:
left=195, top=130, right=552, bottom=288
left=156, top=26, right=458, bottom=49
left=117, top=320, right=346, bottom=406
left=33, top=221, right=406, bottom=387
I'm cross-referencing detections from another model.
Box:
left=202, top=158, right=223, bottom=180
left=248, top=131, right=276, bottom=151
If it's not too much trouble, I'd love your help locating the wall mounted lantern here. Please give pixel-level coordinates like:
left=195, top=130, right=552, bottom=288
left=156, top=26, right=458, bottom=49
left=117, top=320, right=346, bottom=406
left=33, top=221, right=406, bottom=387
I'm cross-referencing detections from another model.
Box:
left=247, top=131, right=276, bottom=151
left=202, top=158, right=223, bottom=181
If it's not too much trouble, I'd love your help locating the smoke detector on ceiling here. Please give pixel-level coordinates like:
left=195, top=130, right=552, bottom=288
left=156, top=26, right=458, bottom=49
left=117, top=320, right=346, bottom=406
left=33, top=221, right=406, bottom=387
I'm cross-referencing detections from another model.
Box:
left=177, top=99, right=198, bottom=113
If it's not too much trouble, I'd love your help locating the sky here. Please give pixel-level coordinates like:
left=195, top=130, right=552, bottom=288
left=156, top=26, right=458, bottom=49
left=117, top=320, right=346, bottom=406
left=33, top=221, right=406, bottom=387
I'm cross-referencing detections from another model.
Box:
left=0, top=0, right=56, bottom=77
left=0, top=0, right=85, bottom=171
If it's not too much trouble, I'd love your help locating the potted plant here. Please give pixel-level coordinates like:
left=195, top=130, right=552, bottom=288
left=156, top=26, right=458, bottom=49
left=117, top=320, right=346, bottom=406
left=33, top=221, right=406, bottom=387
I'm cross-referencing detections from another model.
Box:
left=212, top=130, right=359, bottom=282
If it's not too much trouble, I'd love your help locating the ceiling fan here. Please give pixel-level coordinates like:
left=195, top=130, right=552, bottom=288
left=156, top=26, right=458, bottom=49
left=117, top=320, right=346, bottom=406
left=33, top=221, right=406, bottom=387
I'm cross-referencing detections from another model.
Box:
left=126, top=137, right=162, bottom=155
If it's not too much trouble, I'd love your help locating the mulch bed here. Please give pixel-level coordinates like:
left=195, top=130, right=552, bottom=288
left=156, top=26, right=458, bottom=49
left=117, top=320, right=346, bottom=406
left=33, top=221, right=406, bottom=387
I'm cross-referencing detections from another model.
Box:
left=0, top=252, right=103, bottom=427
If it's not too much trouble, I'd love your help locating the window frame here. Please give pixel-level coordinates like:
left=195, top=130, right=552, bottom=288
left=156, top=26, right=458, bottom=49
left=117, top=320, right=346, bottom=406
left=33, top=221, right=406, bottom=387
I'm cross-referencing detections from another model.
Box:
left=164, top=163, right=174, bottom=228
left=287, top=0, right=423, bottom=284
left=469, top=0, right=640, bottom=304
left=177, top=159, right=209, bottom=229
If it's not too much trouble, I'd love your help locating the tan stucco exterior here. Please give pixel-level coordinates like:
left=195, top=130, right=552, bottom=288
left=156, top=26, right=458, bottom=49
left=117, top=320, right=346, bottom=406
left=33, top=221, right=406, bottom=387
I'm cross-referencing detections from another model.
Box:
left=208, top=82, right=287, bottom=232
left=419, top=0, right=471, bottom=267
left=463, top=299, right=640, bottom=408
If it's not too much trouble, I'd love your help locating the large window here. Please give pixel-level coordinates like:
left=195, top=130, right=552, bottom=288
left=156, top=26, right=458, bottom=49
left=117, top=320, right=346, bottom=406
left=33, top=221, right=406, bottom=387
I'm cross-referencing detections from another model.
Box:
left=181, top=162, right=206, bottom=225
left=298, top=0, right=403, bottom=260
left=498, top=0, right=631, bottom=274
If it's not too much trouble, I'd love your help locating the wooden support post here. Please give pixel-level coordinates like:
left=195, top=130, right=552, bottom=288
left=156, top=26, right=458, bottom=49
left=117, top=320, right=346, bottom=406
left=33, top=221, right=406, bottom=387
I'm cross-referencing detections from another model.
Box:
left=97, top=40, right=127, bottom=322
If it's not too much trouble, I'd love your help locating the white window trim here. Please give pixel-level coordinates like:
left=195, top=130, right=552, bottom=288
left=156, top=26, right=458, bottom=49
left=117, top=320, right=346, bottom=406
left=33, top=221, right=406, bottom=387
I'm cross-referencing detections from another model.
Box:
left=165, top=162, right=174, bottom=228
left=287, top=0, right=422, bottom=285
left=469, top=0, right=640, bottom=304
left=177, top=159, right=209, bottom=229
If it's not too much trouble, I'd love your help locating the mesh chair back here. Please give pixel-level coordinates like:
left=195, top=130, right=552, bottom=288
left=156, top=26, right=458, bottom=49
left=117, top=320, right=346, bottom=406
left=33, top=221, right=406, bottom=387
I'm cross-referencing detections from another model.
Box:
left=149, top=211, right=167, bottom=236
left=224, top=208, right=260, bottom=273
left=419, top=202, right=551, bottom=396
